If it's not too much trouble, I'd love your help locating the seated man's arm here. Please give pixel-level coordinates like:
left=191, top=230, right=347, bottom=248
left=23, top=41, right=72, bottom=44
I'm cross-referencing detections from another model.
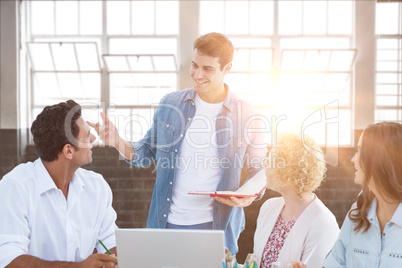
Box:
left=7, top=253, right=117, bottom=268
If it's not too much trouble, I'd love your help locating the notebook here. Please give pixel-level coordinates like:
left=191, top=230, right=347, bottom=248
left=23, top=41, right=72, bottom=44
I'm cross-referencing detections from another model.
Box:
left=115, top=228, right=225, bottom=268
left=188, top=169, right=267, bottom=197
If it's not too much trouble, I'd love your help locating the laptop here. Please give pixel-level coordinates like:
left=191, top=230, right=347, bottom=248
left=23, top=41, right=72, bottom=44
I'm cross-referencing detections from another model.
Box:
left=115, top=228, right=225, bottom=268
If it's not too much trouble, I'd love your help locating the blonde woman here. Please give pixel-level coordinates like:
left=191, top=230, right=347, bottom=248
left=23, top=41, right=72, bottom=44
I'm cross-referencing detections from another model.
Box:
left=253, top=133, right=339, bottom=268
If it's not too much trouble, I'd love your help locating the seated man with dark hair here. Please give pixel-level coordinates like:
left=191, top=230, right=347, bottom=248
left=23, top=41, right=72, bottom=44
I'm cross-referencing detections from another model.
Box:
left=0, top=100, right=118, bottom=268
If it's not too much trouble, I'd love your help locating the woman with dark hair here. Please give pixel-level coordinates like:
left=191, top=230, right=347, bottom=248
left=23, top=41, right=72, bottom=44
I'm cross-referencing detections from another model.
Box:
left=324, top=122, right=402, bottom=267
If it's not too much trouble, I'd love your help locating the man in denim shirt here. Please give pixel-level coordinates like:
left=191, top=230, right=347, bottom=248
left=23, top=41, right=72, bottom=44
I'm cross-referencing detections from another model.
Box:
left=89, top=33, right=266, bottom=254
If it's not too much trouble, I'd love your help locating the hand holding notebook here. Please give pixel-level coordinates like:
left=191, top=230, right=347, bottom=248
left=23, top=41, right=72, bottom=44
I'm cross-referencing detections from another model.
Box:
left=188, top=169, right=267, bottom=197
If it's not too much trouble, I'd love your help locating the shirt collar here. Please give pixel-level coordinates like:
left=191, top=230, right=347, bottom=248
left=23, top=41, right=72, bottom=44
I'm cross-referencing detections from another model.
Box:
left=184, top=84, right=235, bottom=112
left=35, top=158, right=85, bottom=195
left=366, top=198, right=402, bottom=227
left=35, top=159, right=58, bottom=194
left=390, top=202, right=402, bottom=227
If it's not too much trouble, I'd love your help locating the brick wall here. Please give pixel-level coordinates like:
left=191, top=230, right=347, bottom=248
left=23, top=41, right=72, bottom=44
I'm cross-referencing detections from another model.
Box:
left=0, top=129, right=361, bottom=263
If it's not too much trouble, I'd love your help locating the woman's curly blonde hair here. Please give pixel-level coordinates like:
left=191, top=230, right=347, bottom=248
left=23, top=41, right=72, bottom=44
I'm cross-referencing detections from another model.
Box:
left=268, top=132, right=327, bottom=198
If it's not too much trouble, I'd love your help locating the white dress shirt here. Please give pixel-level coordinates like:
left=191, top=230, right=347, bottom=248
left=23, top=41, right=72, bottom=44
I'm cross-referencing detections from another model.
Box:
left=0, top=159, right=117, bottom=267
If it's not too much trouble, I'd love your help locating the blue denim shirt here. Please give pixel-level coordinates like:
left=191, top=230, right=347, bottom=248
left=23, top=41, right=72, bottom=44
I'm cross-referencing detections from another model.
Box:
left=127, top=86, right=265, bottom=254
left=324, top=199, right=402, bottom=268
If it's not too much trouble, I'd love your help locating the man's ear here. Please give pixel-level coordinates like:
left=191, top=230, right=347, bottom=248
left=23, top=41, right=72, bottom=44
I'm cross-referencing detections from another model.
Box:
left=62, top=144, right=75, bottom=160
left=224, top=62, right=232, bottom=74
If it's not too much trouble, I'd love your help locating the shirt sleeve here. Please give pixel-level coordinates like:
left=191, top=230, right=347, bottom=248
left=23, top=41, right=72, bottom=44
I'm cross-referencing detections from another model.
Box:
left=95, top=178, right=118, bottom=254
left=323, top=213, right=353, bottom=268
left=125, top=104, right=163, bottom=167
left=0, top=178, right=31, bottom=267
left=242, top=113, right=266, bottom=200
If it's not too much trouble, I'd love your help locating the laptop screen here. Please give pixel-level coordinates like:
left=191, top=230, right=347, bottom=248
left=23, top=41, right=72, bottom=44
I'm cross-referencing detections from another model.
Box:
left=116, top=228, right=225, bottom=268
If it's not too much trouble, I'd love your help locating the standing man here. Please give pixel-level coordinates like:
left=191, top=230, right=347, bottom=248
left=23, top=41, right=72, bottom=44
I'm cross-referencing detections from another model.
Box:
left=0, top=100, right=118, bottom=268
left=89, top=33, right=266, bottom=254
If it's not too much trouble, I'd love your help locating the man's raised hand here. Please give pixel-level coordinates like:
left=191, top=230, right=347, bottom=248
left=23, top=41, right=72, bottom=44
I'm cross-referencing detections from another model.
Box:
left=87, top=112, right=119, bottom=147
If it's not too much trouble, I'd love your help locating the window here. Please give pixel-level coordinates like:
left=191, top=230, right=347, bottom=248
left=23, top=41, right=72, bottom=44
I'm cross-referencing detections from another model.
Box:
left=25, top=0, right=357, bottom=146
left=375, top=2, right=402, bottom=123
left=200, top=0, right=355, bottom=146
left=26, top=0, right=179, bottom=142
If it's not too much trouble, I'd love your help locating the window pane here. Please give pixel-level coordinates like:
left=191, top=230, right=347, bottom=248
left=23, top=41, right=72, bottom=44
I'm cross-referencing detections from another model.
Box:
left=110, top=73, right=176, bottom=105
left=108, top=108, right=154, bottom=142
left=303, top=1, right=326, bottom=35
left=250, top=1, right=273, bottom=35
left=51, top=43, right=78, bottom=71
left=225, top=1, right=249, bottom=34
left=281, top=38, right=351, bottom=49
left=107, top=1, right=130, bottom=35
left=377, top=38, right=398, bottom=49
left=31, top=1, right=54, bottom=35
left=278, top=1, right=302, bottom=35
left=56, top=1, right=78, bottom=35
left=328, top=1, right=352, bottom=34
left=231, top=38, right=271, bottom=48
left=28, top=43, right=54, bottom=71
left=132, top=1, right=155, bottom=35
left=80, top=1, right=102, bottom=35
left=128, top=56, right=154, bottom=72
left=376, top=3, right=399, bottom=35
left=377, top=62, right=398, bottom=72
left=76, top=44, right=100, bottom=71
left=34, top=73, right=60, bottom=100
left=329, top=50, right=356, bottom=71
left=376, top=85, right=398, bottom=95
left=152, top=56, right=177, bottom=71
left=232, top=48, right=273, bottom=72
left=377, top=73, right=398, bottom=84
left=109, top=38, right=177, bottom=56
left=104, top=56, right=130, bottom=72
left=377, top=50, right=399, bottom=61
left=375, top=109, right=398, bottom=121
left=376, top=96, right=398, bottom=106
left=155, top=1, right=179, bottom=35
left=200, top=1, right=224, bottom=34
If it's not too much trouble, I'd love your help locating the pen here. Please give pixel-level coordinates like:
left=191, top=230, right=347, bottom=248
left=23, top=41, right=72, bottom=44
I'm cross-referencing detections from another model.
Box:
left=99, top=239, right=112, bottom=255
left=235, top=261, right=238, bottom=268
left=222, top=260, right=227, bottom=268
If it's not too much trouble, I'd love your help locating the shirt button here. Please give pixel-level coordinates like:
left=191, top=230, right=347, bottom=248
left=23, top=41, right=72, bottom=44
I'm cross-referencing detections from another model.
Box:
left=192, top=103, right=195, bottom=106
left=167, top=198, right=170, bottom=201
left=163, top=214, right=166, bottom=217
left=175, top=149, right=178, bottom=152
left=170, top=182, right=173, bottom=185
left=166, top=124, right=169, bottom=127
left=188, top=117, right=192, bottom=120
left=180, top=134, right=184, bottom=137
left=171, top=166, right=174, bottom=169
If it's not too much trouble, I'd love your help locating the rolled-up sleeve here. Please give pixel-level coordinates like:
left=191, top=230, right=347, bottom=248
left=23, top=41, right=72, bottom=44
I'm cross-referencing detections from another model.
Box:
left=0, top=179, right=31, bottom=267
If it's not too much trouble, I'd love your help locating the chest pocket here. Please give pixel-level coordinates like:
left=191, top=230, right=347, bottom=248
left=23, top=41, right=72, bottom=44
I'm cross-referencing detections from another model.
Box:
left=387, top=253, right=402, bottom=266
left=352, top=248, right=369, bottom=267
left=156, top=120, right=175, bottom=153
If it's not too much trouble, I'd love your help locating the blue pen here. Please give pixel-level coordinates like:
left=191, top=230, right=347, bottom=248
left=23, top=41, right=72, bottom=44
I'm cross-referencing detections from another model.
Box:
left=222, top=260, right=227, bottom=268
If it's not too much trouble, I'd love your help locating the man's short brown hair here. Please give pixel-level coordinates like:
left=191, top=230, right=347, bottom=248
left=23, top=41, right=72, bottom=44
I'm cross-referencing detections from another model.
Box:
left=193, top=32, right=234, bottom=70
